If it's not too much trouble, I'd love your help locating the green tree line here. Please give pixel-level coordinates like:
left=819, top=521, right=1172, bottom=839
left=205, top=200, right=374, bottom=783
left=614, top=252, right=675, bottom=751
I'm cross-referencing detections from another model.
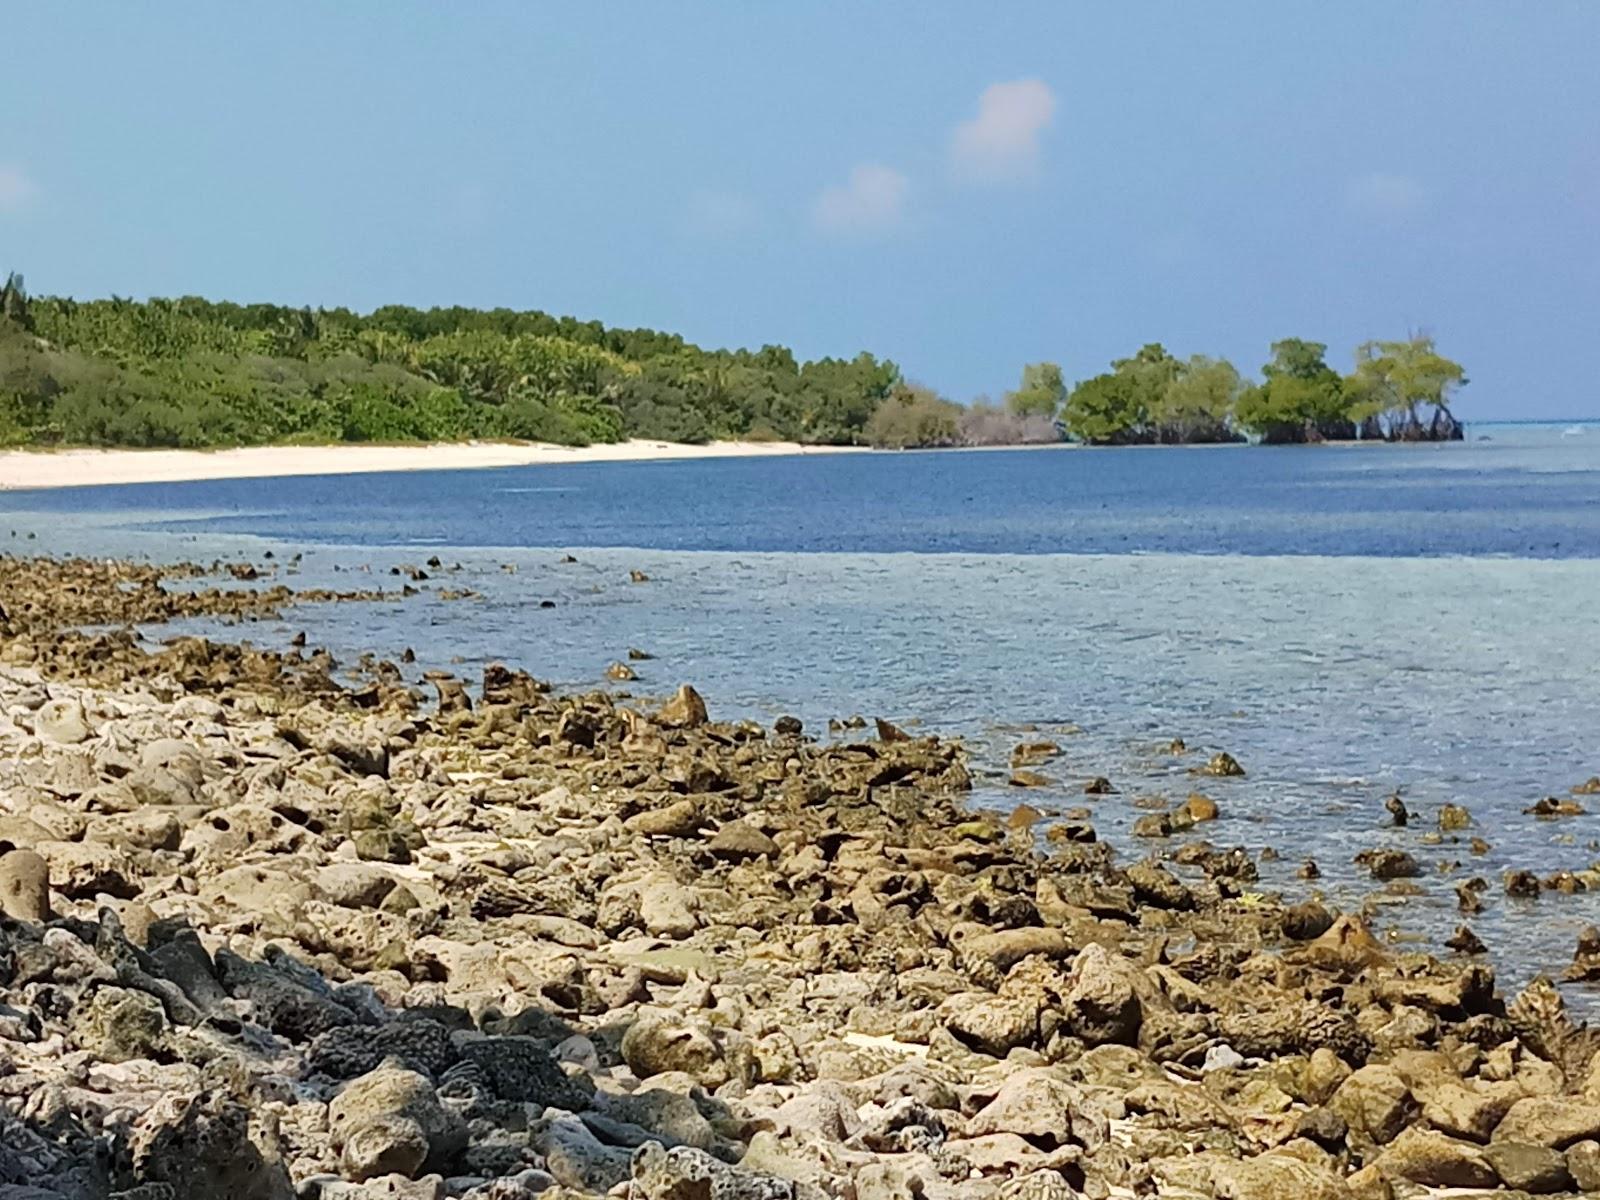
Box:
left=0, top=274, right=898, bottom=448
left=1057, top=336, right=1466, bottom=446
left=0, top=272, right=1466, bottom=450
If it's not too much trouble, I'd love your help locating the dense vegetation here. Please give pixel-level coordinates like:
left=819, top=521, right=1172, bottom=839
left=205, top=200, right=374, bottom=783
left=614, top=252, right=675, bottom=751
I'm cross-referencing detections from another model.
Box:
left=0, top=272, right=1466, bottom=451
left=0, top=274, right=897, bottom=448
left=1061, top=337, right=1466, bottom=445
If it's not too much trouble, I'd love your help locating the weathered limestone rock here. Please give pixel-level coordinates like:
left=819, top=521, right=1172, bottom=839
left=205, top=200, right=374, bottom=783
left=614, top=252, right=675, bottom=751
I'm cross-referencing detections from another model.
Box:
left=328, top=1065, right=466, bottom=1181
left=0, top=848, right=51, bottom=921
left=1373, top=1126, right=1497, bottom=1188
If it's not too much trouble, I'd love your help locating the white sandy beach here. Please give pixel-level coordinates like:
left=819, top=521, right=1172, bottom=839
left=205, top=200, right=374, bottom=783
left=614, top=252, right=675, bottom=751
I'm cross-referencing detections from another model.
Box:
left=0, top=439, right=866, bottom=491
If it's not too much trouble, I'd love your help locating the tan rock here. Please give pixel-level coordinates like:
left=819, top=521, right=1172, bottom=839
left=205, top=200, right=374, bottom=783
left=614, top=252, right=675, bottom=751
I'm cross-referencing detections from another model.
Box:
left=658, top=684, right=708, bottom=729
left=0, top=848, right=51, bottom=922
left=1494, top=1095, right=1600, bottom=1149
left=1330, top=1064, right=1413, bottom=1146
left=1373, top=1126, right=1496, bottom=1188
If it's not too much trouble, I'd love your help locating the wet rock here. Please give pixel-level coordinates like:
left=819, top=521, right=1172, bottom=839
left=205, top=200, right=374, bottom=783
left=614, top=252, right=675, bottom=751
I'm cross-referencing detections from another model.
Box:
left=1575, top=776, right=1600, bottom=796
left=1125, top=862, right=1193, bottom=911
left=1354, top=848, right=1420, bottom=880
left=1446, top=925, right=1487, bottom=955
left=328, top=1065, right=466, bottom=1181
left=1194, top=751, right=1244, bottom=777
left=1301, top=914, right=1387, bottom=975
left=1130, top=812, right=1176, bottom=838
left=0, top=848, right=51, bottom=922
left=1009, top=769, right=1052, bottom=788
left=1283, top=901, right=1335, bottom=941
left=1439, top=803, right=1472, bottom=831
left=1179, top=793, right=1218, bottom=823
left=606, top=662, right=638, bottom=681
left=1505, top=869, right=1541, bottom=898
left=1011, top=741, right=1060, bottom=767
left=1566, top=926, right=1600, bottom=982
left=1082, top=776, right=1116, bottom=795
left=1526, top=795, right=1584, bottom=818
left=772, top=714, right=802, bottom=737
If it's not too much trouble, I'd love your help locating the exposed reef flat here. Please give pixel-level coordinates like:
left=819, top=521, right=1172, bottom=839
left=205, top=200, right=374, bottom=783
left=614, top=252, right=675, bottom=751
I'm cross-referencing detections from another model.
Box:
left=1, top=555, right=1599, bottom=1198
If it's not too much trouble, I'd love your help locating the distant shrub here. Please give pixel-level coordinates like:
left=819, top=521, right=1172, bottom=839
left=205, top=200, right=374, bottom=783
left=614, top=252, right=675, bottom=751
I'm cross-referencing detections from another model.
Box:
left=959, top=403, right=1062, bottom=446
left=865, top=384, right=962, bottom=448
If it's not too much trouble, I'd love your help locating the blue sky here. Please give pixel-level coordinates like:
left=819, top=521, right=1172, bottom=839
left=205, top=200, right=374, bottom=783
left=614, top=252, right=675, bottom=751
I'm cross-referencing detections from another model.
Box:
left=5, top=3, right=1598, bottom=418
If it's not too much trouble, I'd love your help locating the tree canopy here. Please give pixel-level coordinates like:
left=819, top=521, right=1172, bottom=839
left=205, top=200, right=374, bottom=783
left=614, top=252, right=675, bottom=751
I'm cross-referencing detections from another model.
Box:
left=0, top=289, right=901, bottom=449
left=1344, top=335, right=1468, bottom=441
left=0, top=275, right=1468, bottom=451
left=1004, top=362, right=1066, bottom=420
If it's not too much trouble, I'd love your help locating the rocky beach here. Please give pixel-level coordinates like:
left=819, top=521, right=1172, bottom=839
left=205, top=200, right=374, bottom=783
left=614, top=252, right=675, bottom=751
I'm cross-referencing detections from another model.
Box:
left=0, top=555, right=1598, bottom=1199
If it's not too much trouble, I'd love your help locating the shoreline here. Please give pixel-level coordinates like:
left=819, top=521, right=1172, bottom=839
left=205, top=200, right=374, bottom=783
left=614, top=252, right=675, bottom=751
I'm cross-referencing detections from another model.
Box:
left=0, top=438, right=868, bottom=492
left=1, top=553, right=1598, bottom=1196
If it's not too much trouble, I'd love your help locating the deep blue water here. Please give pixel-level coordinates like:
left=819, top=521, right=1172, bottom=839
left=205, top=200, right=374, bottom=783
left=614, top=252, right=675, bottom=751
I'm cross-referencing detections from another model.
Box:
left=7, top=424, right=1600, bottom=558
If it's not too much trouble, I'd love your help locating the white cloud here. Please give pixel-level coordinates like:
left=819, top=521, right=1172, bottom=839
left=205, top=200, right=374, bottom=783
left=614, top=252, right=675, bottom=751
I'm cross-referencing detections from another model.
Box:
left=1345, top=172, right=1428, bottom=221
left=0, top=164, right=39, bottom=213
left=812, top=163, right=909, bottom=235
left=950, top=79, right=1057, bottom=183
left=683, top=189, right=761, bottom=238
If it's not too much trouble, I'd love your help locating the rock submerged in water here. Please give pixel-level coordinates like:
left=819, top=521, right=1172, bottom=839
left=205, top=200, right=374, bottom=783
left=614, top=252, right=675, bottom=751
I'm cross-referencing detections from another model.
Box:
left=1565, top=926, right=1600, bottom=981
left=1355, top=847, right=1421, bottom=880
left=1526, top=795, right=1585, bottom=818
left=1010, top=740, right=1060, bottom=767
left=1193, top=750, right=1245, bottom=777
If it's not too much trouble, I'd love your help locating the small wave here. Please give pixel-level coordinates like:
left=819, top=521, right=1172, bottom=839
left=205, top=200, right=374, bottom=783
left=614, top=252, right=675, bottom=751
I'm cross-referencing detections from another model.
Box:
left=496, top=486, right=579, bottom=494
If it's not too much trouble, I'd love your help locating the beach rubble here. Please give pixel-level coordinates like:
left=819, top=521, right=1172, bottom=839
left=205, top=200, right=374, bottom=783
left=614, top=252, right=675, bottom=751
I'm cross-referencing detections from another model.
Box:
left=0, top=554, right=1598, bottom=1198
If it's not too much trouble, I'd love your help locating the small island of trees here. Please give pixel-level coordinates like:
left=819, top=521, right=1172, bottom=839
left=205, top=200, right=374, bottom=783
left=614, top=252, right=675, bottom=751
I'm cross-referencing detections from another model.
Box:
left=0, top=272, right=1465, bottom=452
left=868, top=336, right=1467, bottom=449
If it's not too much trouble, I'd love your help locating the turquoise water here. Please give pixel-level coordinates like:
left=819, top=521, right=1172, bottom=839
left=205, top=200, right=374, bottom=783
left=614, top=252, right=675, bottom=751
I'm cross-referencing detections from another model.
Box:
left=3, top=423, right=1599, bottom=995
